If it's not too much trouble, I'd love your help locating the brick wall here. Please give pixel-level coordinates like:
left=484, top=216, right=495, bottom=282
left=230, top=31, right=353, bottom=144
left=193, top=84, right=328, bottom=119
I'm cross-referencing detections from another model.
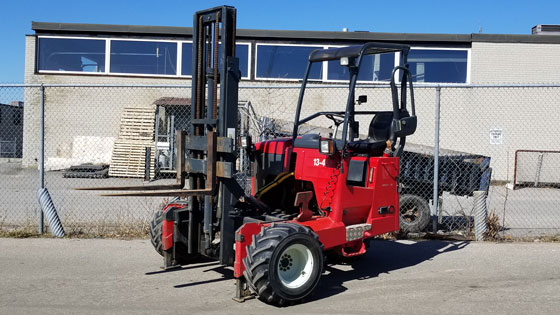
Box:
left=471, top=42, right=560, bottom=83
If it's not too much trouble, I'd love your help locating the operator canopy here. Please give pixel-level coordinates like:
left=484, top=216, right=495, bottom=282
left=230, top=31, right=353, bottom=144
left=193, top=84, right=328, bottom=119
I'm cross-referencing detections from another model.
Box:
left=308, top=42, right=410, bottom=62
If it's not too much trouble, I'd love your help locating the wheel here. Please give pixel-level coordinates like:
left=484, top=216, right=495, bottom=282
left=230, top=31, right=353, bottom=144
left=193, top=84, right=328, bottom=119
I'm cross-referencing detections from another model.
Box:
left=399, top=194, right=431, bottom=233
left=149, top=206, right=199, bottom=264
left=243, top=223, right=324, bottom=306
left=149, top=208, right=165, bottom=255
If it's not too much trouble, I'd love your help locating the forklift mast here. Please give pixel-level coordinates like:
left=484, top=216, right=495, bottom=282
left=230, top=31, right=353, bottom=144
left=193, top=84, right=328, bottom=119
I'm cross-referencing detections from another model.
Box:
left=187, top=5, right=240, bottom=265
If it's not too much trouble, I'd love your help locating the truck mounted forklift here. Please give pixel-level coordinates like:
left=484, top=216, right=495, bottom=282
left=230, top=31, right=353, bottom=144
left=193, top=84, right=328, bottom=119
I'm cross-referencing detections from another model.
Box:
left=83, top=5, right=417, bottom=305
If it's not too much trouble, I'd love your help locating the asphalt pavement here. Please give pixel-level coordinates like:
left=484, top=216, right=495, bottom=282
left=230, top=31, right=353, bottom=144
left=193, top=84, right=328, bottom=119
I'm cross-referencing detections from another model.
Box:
left=1, top=238, right=559, bottom=314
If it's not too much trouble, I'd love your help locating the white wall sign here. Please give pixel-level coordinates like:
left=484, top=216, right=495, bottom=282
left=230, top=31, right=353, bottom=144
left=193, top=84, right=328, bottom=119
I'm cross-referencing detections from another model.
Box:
left=490, top=128, right=503, bottom=145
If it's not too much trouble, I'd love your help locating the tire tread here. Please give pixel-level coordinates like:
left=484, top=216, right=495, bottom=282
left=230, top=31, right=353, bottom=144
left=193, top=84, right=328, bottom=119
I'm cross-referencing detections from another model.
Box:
left=242, top=222, right=322, bottom=305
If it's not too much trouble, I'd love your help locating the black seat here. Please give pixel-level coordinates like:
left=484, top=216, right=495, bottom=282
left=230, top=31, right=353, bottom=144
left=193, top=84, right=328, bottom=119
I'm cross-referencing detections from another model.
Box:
left=368, top=111, right=393, bottom=142
left=347, top=111, right=393, bottom=155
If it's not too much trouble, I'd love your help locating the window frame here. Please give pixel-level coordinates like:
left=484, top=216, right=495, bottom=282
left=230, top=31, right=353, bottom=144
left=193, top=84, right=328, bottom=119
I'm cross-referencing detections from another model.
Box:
left=36, top=35, right=471, bottom=83
left=36, top=35, right=251, bottom=80
left=397, top=46, right=471, bottom=84
left=107, top=37, right=180, bottom=77
left=178, top=41, right=251, bottom=79
left=36, top=35, right=109, bottom=75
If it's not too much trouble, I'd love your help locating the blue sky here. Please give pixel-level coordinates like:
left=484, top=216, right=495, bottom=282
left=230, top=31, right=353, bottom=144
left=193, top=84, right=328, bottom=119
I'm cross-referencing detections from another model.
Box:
left=0, top=0, right=558, bottom=83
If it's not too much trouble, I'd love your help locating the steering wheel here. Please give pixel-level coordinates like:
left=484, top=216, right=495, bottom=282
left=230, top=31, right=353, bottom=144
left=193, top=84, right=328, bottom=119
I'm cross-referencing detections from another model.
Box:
left=325, top=113, right=345, bottom=126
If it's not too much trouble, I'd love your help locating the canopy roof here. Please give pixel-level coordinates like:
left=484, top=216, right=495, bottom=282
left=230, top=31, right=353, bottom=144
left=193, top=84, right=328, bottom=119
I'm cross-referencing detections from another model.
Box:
left=308, top=42, right=410, bottom=62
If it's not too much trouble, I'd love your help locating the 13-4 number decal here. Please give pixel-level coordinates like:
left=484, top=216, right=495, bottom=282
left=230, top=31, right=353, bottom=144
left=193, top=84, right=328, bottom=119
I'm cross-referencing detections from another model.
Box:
left=313, top=158, right=326, bottom=167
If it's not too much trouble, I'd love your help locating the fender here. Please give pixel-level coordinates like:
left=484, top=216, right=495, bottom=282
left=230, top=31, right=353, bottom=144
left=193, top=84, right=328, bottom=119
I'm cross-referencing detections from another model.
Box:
left=234, top=222, right=264, bottom=278
left=161, top=203, right=186, bottom=251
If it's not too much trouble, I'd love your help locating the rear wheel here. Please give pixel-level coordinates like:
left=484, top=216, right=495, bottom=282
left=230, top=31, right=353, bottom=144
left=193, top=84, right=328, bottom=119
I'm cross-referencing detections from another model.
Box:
left=399, top=194, right=430, bottom=233
left=243, top=223, right=323, bottom=306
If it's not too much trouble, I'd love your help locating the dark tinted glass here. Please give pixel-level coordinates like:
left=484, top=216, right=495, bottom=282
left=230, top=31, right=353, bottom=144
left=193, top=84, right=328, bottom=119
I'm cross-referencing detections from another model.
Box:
left=257, top=45, right=322, bottom=79
left=181, top=43, right=193, bottom=76
left=328, top=53, right=394, bottom=81
left=408, top=50, right=468, bottom=83
left=38, top=38, right=106, bottom=72
left=110, top=41, right=177, bottom=75
left=236, top=44, right=249, bottom=78
left=181, top=43, right=249, bottom=78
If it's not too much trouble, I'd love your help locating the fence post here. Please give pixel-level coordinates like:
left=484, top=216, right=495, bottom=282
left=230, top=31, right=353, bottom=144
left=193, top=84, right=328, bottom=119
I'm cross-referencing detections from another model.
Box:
left=432, top=86, right=441, bottom=233
left=144, top=146, right=151, bottom=181
left=38, top=84, right=45, bottom=234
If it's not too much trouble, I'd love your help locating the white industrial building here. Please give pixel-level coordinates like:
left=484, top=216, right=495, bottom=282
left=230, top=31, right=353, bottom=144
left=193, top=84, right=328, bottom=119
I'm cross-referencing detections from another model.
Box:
left=22, top=22, right=560, bottom=182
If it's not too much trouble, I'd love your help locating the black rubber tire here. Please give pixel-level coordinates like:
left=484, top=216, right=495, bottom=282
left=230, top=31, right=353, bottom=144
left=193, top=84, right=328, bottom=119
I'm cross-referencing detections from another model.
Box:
left=149, top=209, right=165, bottom=256
left=243, top=222, right=324, bottom=306
left=149, top=207, right=199, bottom=264
left=399, top=194, right=431, bottom=233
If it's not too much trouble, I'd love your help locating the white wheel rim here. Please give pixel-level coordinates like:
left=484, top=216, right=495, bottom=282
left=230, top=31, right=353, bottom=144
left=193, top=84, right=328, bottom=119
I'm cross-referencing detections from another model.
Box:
left=277, top=243, right=314, bottom=289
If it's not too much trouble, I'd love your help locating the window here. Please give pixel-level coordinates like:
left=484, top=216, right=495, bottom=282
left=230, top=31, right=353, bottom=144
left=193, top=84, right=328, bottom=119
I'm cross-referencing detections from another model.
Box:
left=36, top=36, right=470, bottom=83
left=328, top=52, right=395, bottom=82
left=236, top=44, right=250, bottom=78
left=181, top=43, right=250, bottom=78
left=38, top=38, right=105, bottom=72
left=256, top=45, right=323, bottom=80
left=181, top=43, right=193, bottom=76
left=407, top=49, right=468, bottom=83
left=110, top=40, right=177, bottom=75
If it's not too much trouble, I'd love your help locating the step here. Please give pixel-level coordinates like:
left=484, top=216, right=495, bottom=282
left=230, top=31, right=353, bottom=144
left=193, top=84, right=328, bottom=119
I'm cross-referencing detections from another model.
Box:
left=346, top=223, right=372, bottom=242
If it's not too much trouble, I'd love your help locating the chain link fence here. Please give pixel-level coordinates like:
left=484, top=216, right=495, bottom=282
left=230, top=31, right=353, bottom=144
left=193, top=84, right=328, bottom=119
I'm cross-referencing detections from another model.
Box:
left=0, top=83, right=559, bottom=238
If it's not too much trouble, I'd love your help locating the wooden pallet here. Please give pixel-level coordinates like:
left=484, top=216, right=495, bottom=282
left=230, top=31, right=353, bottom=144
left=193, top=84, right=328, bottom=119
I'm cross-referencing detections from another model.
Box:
left=109, top=106, right=156, bottom=178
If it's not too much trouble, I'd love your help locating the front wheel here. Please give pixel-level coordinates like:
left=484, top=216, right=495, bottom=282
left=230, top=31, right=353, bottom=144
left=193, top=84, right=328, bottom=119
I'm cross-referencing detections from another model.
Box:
left=149, top=208, right=165, bottom=255
left=149, top=205, right=199, bottom=265
left=243, top=223, right=324, bottom=306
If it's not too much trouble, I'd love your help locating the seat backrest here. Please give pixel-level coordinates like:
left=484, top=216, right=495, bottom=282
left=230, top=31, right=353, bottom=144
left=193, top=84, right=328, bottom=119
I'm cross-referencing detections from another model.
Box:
left=368, top=111, right=393, bottom=142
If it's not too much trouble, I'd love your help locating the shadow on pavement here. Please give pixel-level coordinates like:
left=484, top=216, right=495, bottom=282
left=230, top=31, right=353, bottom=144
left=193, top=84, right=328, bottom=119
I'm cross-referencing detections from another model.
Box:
left=144, top=256, right=218, bottom=275
left=173, top=264, right=233, bottom=289
left=311, top=240, right=469, bottom=301
left=152, top=239, right=468, bottom=303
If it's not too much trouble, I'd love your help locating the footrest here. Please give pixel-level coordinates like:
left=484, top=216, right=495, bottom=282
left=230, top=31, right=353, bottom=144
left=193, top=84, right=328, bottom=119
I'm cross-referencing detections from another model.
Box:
left=346, top=223, right=372, bottom=242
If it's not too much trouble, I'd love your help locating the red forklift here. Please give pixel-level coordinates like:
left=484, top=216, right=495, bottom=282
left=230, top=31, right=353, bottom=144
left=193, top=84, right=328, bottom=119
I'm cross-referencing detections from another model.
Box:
left=85, top=6, right=416, bottom=305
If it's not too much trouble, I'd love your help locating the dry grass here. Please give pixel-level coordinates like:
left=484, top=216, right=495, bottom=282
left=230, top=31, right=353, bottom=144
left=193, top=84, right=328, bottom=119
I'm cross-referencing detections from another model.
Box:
left=0, top=223, right=42, bottom=238
left=65, top=225, right=149, bottom=239
left=501, top=234, right=560, bottom=243
left=0, top=222, right=150, bottom=240
left=484, top=212, right=502, bottom=240
left=0, top=229, right=41, bottom=238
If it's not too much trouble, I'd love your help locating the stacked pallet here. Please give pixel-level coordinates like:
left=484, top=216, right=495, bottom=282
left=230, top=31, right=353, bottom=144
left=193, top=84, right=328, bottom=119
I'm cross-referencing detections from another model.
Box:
left=109, top=106, right=156, bottom=178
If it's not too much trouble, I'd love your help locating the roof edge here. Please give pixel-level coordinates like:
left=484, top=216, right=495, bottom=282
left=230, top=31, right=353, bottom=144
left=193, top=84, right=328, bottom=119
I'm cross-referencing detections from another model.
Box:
left=32, top=21, right=560, bottom=44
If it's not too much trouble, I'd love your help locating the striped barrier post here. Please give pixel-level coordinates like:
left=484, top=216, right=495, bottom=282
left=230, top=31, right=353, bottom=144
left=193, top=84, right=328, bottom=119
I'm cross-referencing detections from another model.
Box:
left=37, top=188, right=65, bottom=237
left=473, top=190, right=487, bottom=241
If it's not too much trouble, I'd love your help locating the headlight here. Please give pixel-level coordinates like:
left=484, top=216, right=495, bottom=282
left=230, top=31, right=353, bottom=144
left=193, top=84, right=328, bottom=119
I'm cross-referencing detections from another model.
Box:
left=319, top=139, right=335, bottom=155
